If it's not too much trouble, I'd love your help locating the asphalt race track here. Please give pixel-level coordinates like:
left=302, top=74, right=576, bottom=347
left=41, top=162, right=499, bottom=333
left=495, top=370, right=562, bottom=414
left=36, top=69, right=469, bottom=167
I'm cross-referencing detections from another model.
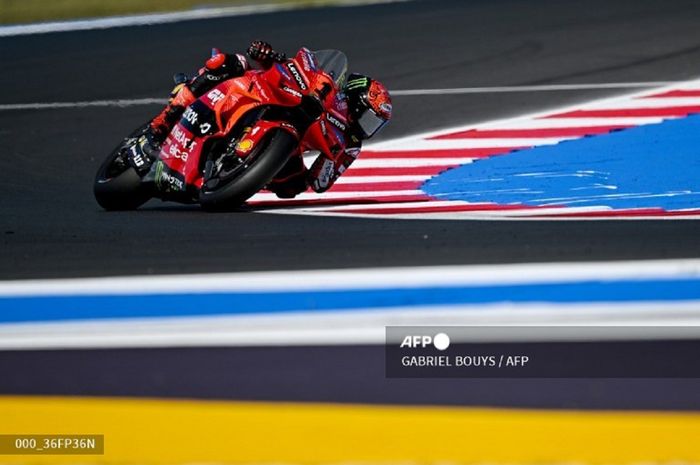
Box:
left=3, top=0, right=700, bottom=279
left=2, top=0, right=700, bottom=410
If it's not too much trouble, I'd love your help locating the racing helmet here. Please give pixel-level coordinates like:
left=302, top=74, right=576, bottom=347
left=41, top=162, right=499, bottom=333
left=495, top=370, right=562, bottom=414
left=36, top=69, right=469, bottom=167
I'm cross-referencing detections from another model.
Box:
left=343, top=73, right=392, bottom=139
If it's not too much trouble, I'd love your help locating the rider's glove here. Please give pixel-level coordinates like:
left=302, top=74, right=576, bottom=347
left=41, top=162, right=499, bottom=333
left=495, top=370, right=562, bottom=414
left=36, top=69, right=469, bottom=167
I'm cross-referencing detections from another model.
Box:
left=247, top=40, right=275, bottom=64
left=308, top=144, right=361, bottom=193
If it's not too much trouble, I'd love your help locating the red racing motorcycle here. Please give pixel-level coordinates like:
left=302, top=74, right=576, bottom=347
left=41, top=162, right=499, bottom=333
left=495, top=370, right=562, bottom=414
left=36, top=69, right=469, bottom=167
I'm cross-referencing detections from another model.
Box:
left=94, top=48, right=348, bottom=210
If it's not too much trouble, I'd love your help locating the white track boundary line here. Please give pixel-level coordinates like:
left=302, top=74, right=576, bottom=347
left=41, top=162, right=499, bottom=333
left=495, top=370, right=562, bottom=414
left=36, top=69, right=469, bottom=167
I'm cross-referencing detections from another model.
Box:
left=2, top=258, right=700, bottom=296
left=2, top=302, right=700, bottom=350
left=0, top=0, right=410, bottom=37
left=0, top=98, right=166, bottom=111
left=390, top=82, right=679, bottom=95
left=0, top=83, right=686, bottom=112
left=264, top=208, right=700, bottom=221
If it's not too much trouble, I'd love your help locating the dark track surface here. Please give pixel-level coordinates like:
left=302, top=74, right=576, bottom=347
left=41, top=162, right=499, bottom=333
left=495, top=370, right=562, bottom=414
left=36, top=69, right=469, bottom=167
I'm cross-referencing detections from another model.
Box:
left=3, top=0, right=700, bottom=279
left=2, top=345, right=700, bottom=410
left=2, top=0, right=700, bottom=410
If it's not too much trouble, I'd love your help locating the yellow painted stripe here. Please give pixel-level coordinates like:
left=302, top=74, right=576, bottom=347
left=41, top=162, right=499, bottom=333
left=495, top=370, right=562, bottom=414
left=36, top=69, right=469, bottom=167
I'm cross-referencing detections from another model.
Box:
left=1, top=396, right=699, bottom=464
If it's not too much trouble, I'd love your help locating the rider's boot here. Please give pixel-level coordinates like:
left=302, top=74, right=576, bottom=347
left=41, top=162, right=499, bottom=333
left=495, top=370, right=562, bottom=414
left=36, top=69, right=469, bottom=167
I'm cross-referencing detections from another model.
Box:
left=144, top=51, right=246, bottom=147
left=148, top=83, right=197, bottom=143
left=132, top=83, right=198, bottom=175
left=133, top=52, right=247, bottom=175
left=267, top=153, right=308, bottom=198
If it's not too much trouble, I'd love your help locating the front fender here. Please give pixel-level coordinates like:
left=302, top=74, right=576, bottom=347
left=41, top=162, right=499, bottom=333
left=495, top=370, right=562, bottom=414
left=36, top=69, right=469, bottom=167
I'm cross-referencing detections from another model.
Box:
left=232, top=120, right=299, bottom=157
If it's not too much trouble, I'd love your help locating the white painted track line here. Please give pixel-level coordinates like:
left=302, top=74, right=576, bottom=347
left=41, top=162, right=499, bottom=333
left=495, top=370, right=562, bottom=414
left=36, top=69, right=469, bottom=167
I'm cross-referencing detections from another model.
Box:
left=0, top=99, right=166, bottom=111
left=0, top=0, right=410, bottom=37
left=390, top=82, right=679, bottom=95
left=478, top=117, right=666, bottom=129
left=334, top=175, right=431, bottom=184
left=2, top=258, right=700, bottom=296
left=250, top=189, right=423, bottom=201
left=350, top=158, right=474, bottom=168
left=373, top=138, right=566, bottom=151
left=0, top=83, right=688, bottom=112
left=581, top=97, right=700, bottom=109
left=2, top=302, right=700, bottom=350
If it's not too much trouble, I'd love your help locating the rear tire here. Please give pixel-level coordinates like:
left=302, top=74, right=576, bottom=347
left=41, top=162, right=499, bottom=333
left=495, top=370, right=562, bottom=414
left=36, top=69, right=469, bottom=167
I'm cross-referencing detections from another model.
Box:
left=94, top=125, right=152, bottom=211
left=199, top=129, right=297, bottom=211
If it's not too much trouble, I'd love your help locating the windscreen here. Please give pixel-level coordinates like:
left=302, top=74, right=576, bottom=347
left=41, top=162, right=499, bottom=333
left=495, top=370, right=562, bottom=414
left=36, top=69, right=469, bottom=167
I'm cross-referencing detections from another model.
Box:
left=313, top=49, right=348, bottom=88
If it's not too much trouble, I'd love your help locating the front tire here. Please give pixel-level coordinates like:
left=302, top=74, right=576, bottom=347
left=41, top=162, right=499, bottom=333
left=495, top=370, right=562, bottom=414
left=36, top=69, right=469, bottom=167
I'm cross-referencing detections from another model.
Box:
left=94, top=125, right=152, bottom=211
left=199, top=129, right=297, bottom=211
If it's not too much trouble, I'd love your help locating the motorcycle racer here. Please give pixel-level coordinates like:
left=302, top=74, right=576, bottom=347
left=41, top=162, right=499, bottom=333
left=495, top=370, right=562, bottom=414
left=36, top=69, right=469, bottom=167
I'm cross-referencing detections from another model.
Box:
left=143, top=40, right=392, bottom=198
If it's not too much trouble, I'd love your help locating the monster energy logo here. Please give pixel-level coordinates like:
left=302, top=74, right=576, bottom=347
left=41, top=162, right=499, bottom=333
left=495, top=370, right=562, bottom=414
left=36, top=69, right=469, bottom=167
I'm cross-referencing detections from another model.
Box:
left=346, top=77, right=368, bottom=90
left=155, top=161, right=164, bottom=189
left=155, top=161, right=184, bottom=191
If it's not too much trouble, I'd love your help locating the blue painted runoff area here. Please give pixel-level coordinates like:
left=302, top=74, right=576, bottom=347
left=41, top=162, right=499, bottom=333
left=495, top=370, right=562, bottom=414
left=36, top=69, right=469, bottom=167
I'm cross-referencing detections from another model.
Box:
left=1, top=278, right=700, bottom=323
left=422, top=114, right=700, bottom=210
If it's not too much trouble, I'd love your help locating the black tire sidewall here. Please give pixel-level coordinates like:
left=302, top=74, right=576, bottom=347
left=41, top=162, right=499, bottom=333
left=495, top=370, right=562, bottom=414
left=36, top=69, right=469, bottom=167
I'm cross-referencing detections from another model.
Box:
left=199, top=129, right=297, bottom=210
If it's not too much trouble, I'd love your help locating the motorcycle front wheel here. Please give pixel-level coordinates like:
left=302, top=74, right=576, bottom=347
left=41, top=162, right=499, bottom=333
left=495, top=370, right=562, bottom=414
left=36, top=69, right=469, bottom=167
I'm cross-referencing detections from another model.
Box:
left=199, top=129, right=297, bottom=211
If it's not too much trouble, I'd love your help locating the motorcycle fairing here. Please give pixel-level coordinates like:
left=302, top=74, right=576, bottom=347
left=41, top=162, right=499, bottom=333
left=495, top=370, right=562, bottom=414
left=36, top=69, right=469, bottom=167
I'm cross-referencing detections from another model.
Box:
left=154, top=48, right=350, bottom=199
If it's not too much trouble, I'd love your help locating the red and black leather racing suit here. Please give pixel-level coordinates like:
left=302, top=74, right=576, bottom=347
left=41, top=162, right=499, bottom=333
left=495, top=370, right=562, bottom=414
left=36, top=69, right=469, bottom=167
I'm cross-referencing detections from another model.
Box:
left=149, top=43, right=362, bottom=199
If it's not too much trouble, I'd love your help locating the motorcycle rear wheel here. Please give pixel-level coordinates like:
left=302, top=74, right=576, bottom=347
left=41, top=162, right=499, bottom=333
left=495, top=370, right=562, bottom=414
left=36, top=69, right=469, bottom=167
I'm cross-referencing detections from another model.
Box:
left=199, top=129, right=296, bottom=211
left=93, top=125, right=152, bottom=211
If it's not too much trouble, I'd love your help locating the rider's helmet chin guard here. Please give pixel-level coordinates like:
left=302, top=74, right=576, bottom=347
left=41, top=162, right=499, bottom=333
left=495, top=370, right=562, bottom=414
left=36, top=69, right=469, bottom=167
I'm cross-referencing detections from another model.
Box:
left=344, top=73, right=393, bottom=139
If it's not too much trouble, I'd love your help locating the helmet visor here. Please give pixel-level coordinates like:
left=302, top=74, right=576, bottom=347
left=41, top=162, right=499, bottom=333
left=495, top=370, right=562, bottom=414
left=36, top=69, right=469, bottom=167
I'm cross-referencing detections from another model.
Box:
left=357, top=108, right=387, bottom=139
